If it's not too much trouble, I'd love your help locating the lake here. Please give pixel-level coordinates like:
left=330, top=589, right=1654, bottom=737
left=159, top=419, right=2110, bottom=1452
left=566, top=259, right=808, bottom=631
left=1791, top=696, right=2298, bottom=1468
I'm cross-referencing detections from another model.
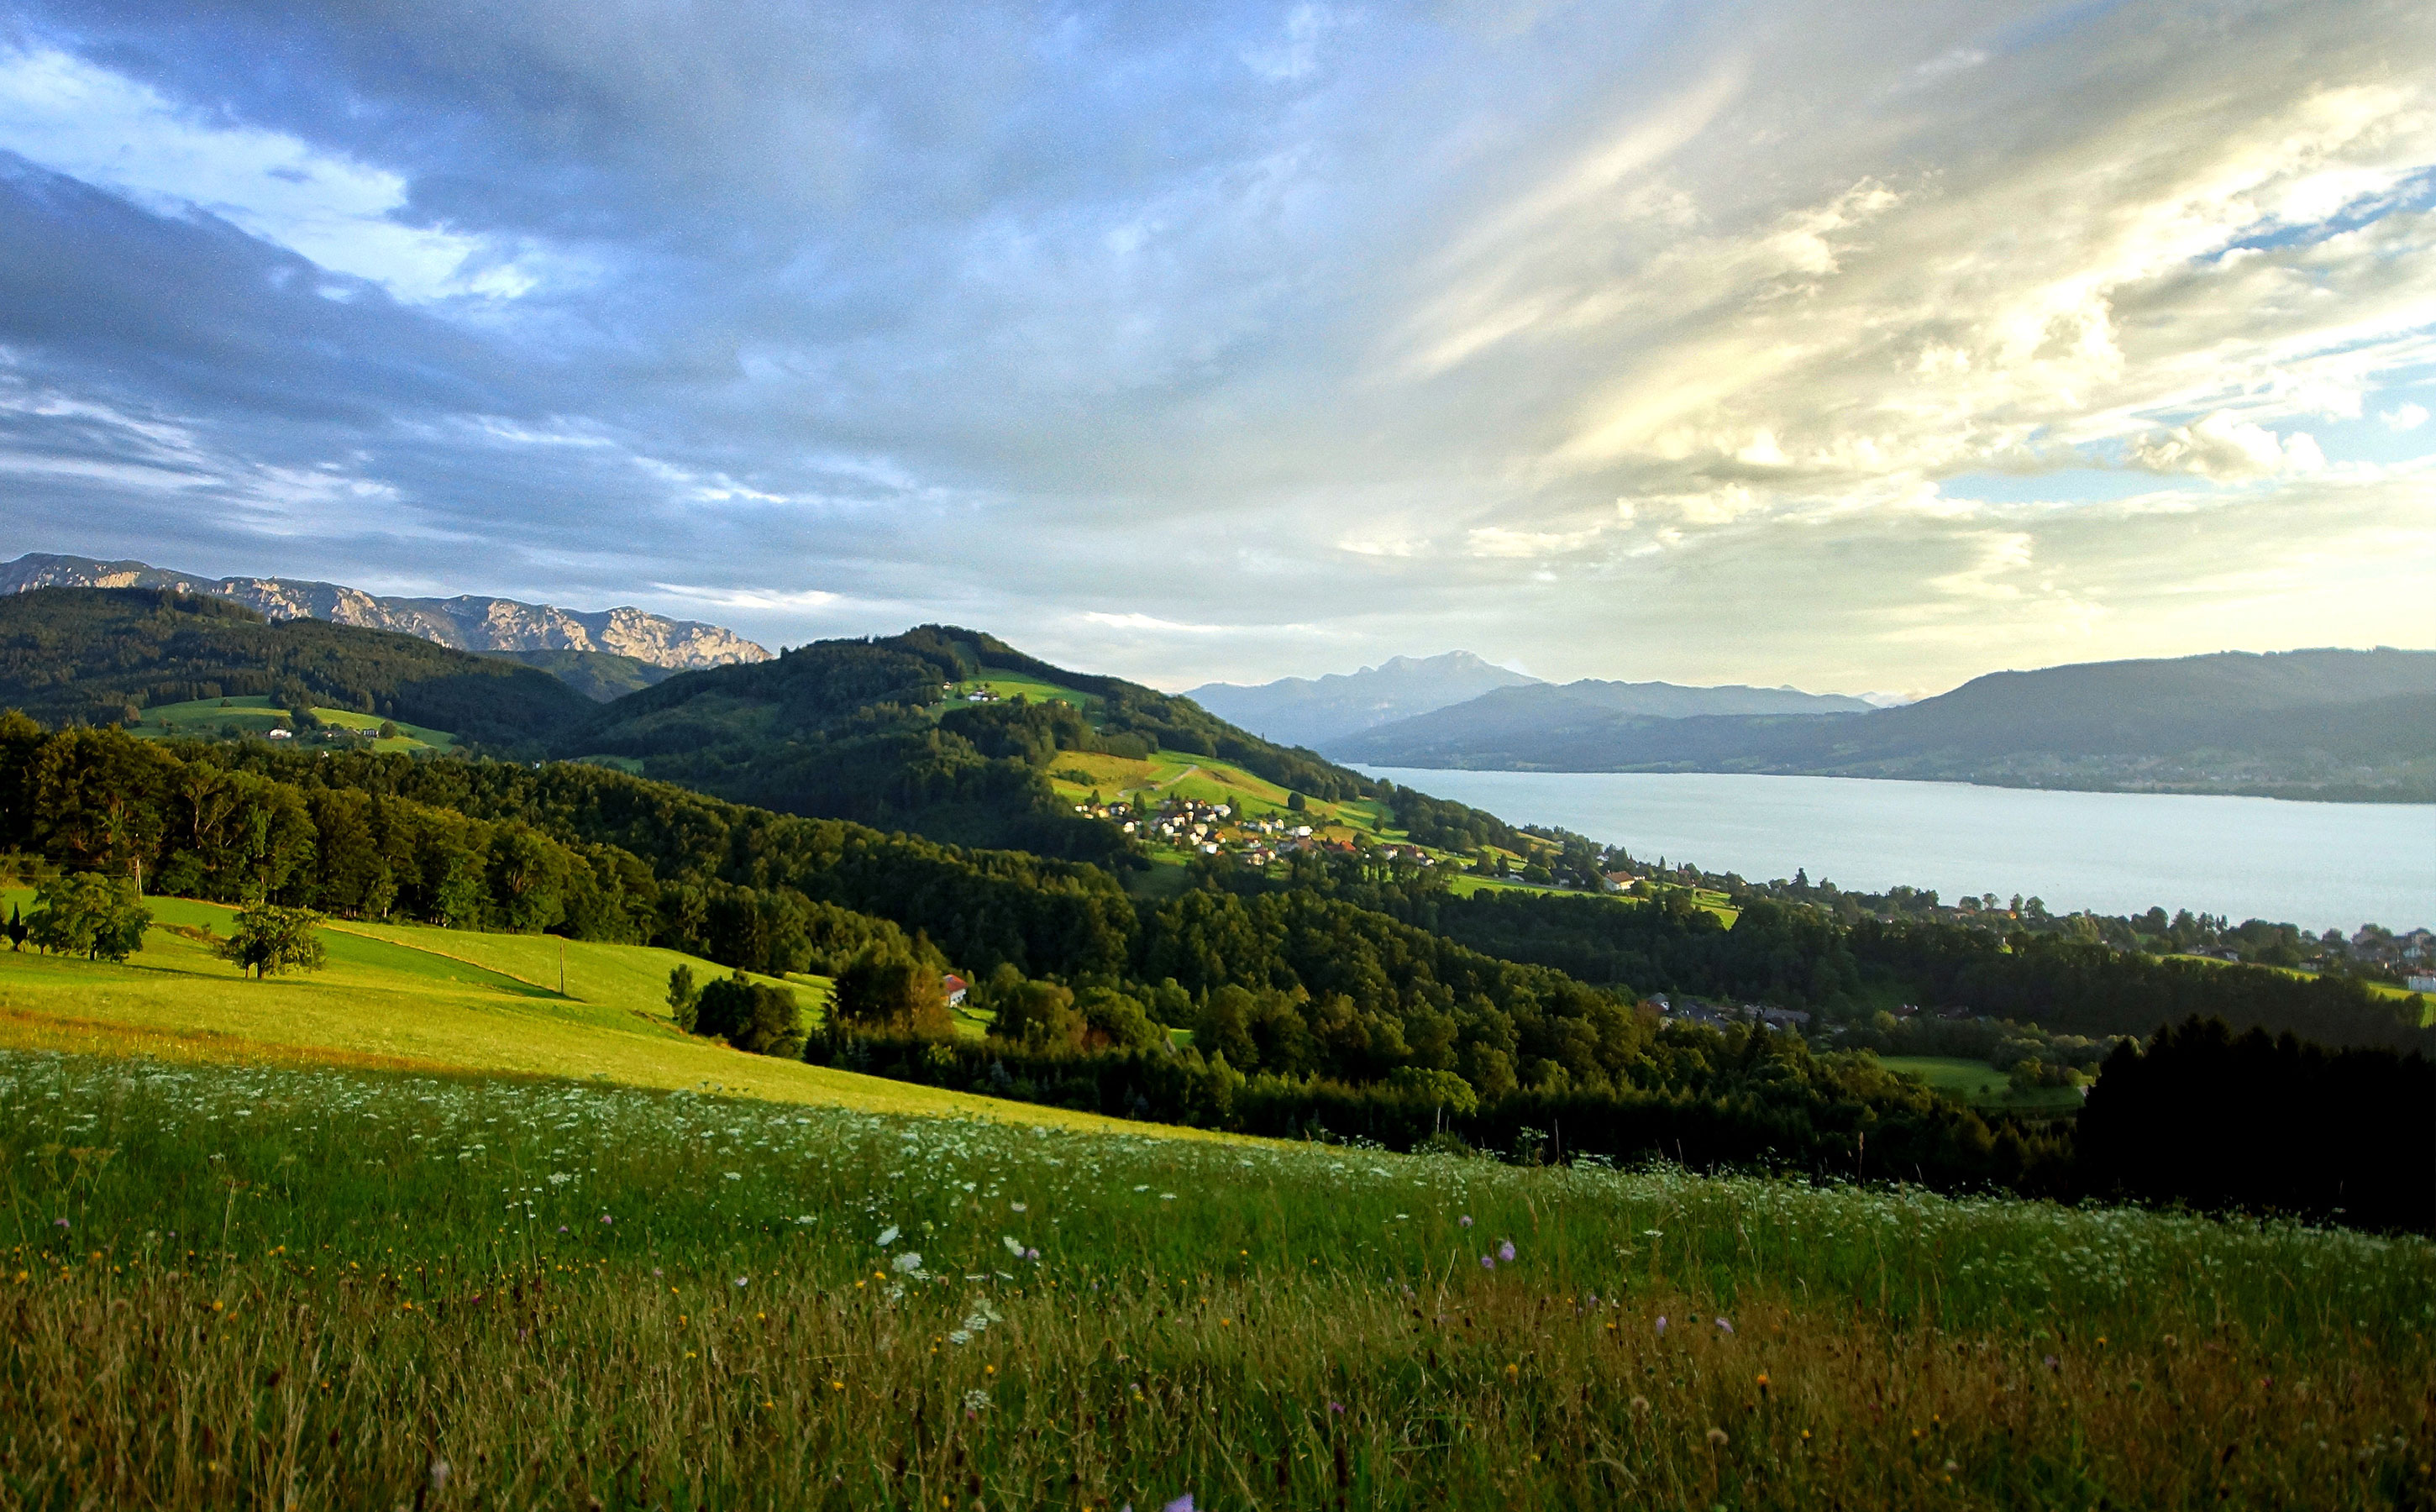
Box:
left=1355, top=768, right=2436, bottom=932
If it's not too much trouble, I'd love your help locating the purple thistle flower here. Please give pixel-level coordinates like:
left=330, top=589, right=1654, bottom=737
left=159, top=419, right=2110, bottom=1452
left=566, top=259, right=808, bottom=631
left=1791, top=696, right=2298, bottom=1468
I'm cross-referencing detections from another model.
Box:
left=1480, top=1254, right=1495, bottom=1270
left=51, top=1218, right=67, bottom=1228
left=1715, top=1317, right=1734, bottom=1335
left=1327, top=1401, right=1344, bottom=1415
left=1655, top=1315, right=1667, bottom=1336
left=1164, top=1497, right=1197, bottom=1512
left=1497, top=1240, right=1516, bottom=1263
left=599, top=1215, right=613, bottom=1225
left=1458, top=1215, right=1473, bottom=1228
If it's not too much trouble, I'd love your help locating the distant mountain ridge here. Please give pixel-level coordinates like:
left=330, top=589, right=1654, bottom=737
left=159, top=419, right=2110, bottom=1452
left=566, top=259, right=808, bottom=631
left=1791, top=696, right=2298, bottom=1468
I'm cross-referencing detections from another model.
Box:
left=0, top=553, right=770, bottom=675
left=0, top=585, right=594, bottom=745
left=1324, top=678, right=1872, bottom=765
left=1184, top=651, right=1541, bottom=748
left=1334, top=647, right=2436, bottom=802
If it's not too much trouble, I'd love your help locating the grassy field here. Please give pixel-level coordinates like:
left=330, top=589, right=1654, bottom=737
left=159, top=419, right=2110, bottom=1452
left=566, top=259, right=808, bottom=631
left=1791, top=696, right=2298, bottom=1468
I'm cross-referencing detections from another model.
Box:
left=0, top=1049, right=2428, bottom=1509
left=0, top=893, right=1158, bottom=1134
left=126, top=694, right=457, bottom=752
left=952, top=668, right=1105, bottom=713
left=1876, top=1054, right=2087, bottom=1115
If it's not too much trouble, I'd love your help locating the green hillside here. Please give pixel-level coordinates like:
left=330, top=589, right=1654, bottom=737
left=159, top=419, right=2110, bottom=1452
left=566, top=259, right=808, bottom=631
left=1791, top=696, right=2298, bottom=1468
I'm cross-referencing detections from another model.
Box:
left=0, top=586, right=594, bottom=746
left=127, top=693, right=457, bottom=752
left=555, top=626, right=1484, bottom=862
left=0, top=890, right=1142, bottom=1128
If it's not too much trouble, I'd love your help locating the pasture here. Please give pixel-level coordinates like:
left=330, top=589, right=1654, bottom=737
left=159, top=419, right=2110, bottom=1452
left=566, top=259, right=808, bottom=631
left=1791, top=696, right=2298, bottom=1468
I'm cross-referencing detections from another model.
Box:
left=0, top=1049, right=2427, bottom=1509
left=123, top=693, right=457, bottom=752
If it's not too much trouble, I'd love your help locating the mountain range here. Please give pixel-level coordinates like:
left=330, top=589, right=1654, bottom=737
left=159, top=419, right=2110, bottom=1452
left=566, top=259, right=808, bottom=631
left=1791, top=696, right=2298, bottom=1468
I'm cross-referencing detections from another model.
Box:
left=1331, top=647, right=2436, bottom=801
left=0, top=553, right=770, bottom=699
left=1184, top=653, right=1868, bottom=748
left=1184, top=651, right=1541, bottom=747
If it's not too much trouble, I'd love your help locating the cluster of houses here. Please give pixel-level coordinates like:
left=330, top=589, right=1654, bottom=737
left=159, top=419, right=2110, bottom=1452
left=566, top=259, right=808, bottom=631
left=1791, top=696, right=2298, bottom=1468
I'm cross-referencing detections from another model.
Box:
left=1069, top=791, right=1452, bottom=870
left=1648, top=995, right=1814, bottom=1032
left=2349, top=927, right=2434, bottom=964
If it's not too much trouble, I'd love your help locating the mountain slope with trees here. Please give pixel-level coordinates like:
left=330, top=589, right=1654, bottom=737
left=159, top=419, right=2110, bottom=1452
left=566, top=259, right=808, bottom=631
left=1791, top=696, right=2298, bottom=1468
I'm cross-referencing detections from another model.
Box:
left=554, top=624, right=1398, bottom=858
left=0, top=587, right=596, bottom=747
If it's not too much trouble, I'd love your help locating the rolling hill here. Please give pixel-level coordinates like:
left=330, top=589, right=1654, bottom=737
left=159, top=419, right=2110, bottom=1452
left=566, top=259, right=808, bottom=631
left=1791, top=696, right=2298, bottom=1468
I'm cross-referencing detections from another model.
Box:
left=1324, top=677, right=1872, bottom=765
left=555, top=624, right=1408, bottom=859
left=1334, top=647, right=2436, bottom=801
left=0, top=585, right=596, bottom=746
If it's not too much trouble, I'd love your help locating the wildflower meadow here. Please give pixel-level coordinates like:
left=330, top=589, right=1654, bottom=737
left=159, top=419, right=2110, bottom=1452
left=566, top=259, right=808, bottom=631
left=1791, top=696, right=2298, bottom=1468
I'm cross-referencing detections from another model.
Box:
left=2, top=1048, right=2430, bottom=1509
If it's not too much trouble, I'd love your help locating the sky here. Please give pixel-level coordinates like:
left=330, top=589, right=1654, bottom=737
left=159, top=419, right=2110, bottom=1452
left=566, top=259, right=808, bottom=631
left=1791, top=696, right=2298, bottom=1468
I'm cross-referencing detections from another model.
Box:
left=0, top=0, right=2430, bottom=697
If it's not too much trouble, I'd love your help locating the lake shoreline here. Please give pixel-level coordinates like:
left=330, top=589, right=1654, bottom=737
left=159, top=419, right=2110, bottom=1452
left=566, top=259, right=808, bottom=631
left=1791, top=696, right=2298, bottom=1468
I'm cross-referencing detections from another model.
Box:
left=1356, top=766, right=2436, bottom=932
left=1357, top=764, right=2432, bottom=806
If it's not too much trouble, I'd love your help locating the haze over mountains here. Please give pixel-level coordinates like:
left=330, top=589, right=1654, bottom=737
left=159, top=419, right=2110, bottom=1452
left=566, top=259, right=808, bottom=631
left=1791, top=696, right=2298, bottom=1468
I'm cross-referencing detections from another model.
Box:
left=1335, top=648, right=2436, bottom=802
left=1184, top=652, right=1541, bottom=748
left=0, top=554, right=770, bottom=701
left=1186, top=653, right=1870, bottom=749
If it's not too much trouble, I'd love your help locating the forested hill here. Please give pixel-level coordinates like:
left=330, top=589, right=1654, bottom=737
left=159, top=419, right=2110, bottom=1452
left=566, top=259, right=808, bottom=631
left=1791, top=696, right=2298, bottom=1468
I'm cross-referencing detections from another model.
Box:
left=0, top=587, right=595, bottom=746
left=554, top=624, right=1399, bottom=857
left=1336, top=647, right=2436, bottom=800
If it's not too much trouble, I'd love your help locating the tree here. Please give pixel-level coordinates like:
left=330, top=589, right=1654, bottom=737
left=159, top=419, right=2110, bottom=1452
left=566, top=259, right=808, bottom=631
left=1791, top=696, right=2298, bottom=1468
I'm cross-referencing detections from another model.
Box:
left=833, top=946, right=954, bottom=1037
left=986, top=976, right=1084, bottom=1050
left=3, top=903, right=23, bottom=952
left=1287, top=791, right=1307, bottom=813
left=667, top=964, right=701, bottom=1031
left=217, top=900, right=328, bottom=979
left=27, top=874, right=152, bottom=962
left=690, top=969, right=805, bottom=1058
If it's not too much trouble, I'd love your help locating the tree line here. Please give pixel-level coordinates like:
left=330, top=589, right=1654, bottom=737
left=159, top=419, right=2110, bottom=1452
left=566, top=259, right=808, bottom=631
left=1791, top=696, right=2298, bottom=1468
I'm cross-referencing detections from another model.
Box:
left=6, top=715, right=2426, bottom=1229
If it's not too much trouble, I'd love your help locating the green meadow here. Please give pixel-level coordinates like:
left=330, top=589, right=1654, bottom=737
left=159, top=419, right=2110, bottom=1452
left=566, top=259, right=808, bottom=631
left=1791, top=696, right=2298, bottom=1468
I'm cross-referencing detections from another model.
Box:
left=1, top=1045, right=2429, bottom=1510
left=124, top=693, right=458, bottom=752
left=0, top=896, right=2427, bottom=1508
left=949, top=668, right=1105, bottom=713
left=0, top=893, right=1139, bottom=1133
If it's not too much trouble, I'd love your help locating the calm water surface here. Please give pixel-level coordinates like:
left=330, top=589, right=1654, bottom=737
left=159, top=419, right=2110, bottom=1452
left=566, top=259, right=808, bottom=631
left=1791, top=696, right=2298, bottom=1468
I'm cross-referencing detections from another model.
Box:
left=1358, top=768, right=2435, bottom=932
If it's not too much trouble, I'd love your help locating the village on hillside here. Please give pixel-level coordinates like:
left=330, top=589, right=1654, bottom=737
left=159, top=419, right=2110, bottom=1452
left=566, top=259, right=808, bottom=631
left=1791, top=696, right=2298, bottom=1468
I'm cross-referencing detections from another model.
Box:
left=1069, top=793, right=1443, bottom=870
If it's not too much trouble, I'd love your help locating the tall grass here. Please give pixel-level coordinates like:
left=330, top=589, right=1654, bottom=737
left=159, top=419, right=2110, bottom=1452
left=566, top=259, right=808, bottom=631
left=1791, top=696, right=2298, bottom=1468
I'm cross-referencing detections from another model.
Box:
left=3, top=1049, right=2429, bottom=1509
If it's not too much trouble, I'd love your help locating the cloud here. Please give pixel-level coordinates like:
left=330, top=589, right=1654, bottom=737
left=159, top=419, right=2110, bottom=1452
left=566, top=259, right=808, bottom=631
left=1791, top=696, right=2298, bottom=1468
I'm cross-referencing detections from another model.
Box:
left=0, top=46, right=564, bottom=302
left=0, top=0, right=2428, bottom=694
left=2124, top=412, right=2327, bottom=479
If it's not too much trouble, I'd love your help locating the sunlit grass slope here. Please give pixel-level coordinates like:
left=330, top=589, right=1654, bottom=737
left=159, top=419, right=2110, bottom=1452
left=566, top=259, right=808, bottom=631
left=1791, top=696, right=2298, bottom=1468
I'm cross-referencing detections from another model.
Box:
left=2, top=1051, right=2428, bottom=1509
left=125, top=693, right=457, bottom=751
left=0, top=891, right=1166, bottom=1135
